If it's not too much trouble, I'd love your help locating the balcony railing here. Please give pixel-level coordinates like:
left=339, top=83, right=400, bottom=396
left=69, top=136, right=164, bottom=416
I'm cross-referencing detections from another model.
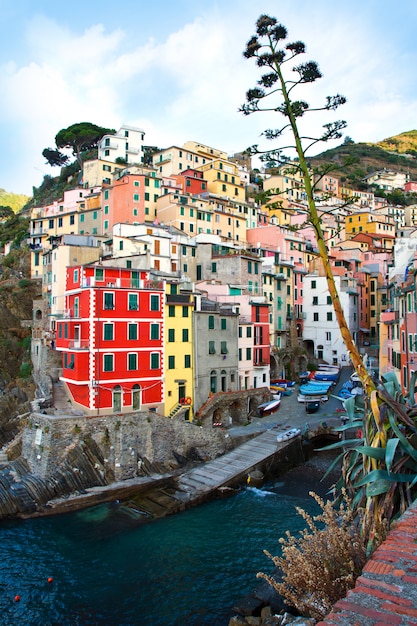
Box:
left=68, top=340, right=90, bottom=350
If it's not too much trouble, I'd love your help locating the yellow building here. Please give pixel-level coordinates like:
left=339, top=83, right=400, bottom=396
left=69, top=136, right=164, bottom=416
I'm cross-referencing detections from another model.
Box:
left=195, top=158, right=246, bottom=203
left=164, top=282, right=195, bottom=420
left=156, top=192, right=248, bottom=243
left=345, top=209, right=396, bottom=241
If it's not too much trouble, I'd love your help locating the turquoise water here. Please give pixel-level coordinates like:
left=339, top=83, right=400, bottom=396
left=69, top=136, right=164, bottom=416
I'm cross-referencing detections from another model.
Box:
left=0, top=483, right=323, bottom=625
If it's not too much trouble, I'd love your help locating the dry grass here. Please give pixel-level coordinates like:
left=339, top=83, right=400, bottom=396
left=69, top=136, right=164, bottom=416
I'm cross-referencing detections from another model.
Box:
left=257, top=491, right=367, bottom=621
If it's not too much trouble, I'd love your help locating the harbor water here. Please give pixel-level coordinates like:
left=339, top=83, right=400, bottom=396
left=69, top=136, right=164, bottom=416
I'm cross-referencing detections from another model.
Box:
left=0, top=464, right=331, bottom=626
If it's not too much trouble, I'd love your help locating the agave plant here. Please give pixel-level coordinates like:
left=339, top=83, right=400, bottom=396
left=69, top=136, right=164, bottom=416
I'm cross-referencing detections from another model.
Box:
left=323, top=370, right=417, bottom=552
left=241, top=14, right=417, bottom=553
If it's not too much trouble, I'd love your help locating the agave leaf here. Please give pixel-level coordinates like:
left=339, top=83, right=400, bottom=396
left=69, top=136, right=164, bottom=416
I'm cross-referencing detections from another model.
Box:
left=333, top=419, right=364, bottom=432
left=342, top=396, right=357, bottom=420
left=387, top=411, right=417, bottom=464
left=385, top=438, right=400, bottom=474
left=355, top=468, right=415, bottom=487
left=408, top=370, right=417, bottom=406
left=366, top=479, right=393, bottom=496
left=382, top=371, right=401, bottom=393
left=358, top=446, right=386, bottom=461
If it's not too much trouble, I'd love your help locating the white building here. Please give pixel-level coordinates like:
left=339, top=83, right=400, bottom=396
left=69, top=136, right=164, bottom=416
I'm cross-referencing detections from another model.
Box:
left=98, top=125, right=145, bottom=164
left=303, top=273, right=359, bottom=365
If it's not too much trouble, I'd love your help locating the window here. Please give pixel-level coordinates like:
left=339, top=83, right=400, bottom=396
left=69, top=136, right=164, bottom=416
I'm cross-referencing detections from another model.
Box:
left=211, top=262, right=217, bottom=273
left=150, top=295, right=159, bottom=311
left=103, top=292, right=114, bottom=310
left=150, top=353, right=160, bottom=369
left=128, top=293, right=138, bottom=311
left=103, top=323, right=114, bottom=341
left=209, top=341, right=216, bottom=354
left=311, top=280, right=316, bottom=289
left=73, top=269, right=78, bottom=283
left=208, top=315, right=215, bottom=329
left=128, top=323, right=138, bottom=340
left=246, top=347, right=252, bottom=360
left=150, top=323, right=159, bottom=340
left=184, top=354, right=191, bottom=368
left=327, top=296, right=332, bottom=305
left=168, top=305, right=175, bottom=317
left=128, top=353, right=137, bottom=370
left=238, top=348, right=242, bottom=361
left=221, top=318, right=227, bottom=330
left=312, top=296, right=318, bottom=306
left=103, top=354, right=114, bottom=372
left=182, top=306, right=189, bottom=318
left=220, top=342, right=228, bottom=354
left=48, top=219, right=54, bottom=228
left=313, top=312, right=319, bottom=321
left=326, top=332, right=332, bottom=341
left=181, top=329, right=188, bottom=343
left=168, top=355, right=175, bottom=369
left=70, top=215, right=75, bottom=225
left=168, top=329, right=175, bottom=342
left=246, top=327, right=252, bottom=338
left=133, top=193, right=139, bottom=201
left=327, top=312, right=333, bottom=321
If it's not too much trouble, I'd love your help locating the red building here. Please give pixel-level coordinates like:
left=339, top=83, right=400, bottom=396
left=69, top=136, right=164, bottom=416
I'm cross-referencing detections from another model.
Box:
left=55, top=263, right=164, bottom=416
left=252, top=302, right=270, bottom=367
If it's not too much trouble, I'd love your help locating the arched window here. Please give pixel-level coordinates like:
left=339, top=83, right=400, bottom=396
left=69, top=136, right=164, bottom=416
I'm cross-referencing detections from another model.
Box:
left=132, top=384, right=141, bottom=410
left=221, top=369, right=227, bottom=392
left=113, top=385, right=122, bottom=412
left=210, top=370, right=217, bottom=394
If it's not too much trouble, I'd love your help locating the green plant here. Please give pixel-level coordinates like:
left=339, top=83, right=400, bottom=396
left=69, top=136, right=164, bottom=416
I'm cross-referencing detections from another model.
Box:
left=73, top=424, right=82, bottom=434
left=18, top=362, right=32, bottom=379
left=257, top=491, right=367, bottom=620
left=240, top=13, right=417, bottom=555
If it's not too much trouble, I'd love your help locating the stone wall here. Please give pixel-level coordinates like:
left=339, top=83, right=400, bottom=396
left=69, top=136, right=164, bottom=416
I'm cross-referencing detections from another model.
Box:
left=22, top=410, right=232, bottom=481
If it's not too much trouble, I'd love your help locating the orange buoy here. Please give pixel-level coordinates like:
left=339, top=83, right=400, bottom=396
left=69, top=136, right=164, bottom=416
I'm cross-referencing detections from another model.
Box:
left=14, top=595, right=20, bottom=602
left=47, top=577, right=53, bottom=584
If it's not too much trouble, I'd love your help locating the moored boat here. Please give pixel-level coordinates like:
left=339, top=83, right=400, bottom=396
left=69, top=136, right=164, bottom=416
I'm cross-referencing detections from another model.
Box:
left=257, top=398, right=281, bottom=416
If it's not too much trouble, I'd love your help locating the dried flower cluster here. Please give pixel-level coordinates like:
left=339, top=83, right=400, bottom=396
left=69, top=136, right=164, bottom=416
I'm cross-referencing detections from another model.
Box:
left=257, top=491, right=367, bottom=621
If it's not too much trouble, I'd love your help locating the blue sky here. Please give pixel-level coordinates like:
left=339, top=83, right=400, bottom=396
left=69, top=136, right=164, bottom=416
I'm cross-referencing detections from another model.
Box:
left=1, top=0, right=417, bottom=196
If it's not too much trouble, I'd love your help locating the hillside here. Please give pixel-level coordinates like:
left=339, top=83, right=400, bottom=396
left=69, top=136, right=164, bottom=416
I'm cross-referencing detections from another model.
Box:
left=308, top=136, right=417, bottom=191
left=376, top=129, right=417, bottom=155
left=0, top=188, right=30, bottom=213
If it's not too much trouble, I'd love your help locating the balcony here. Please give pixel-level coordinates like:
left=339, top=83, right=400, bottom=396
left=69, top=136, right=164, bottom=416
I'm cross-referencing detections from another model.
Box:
left=68, top=339, right=90, bottom=350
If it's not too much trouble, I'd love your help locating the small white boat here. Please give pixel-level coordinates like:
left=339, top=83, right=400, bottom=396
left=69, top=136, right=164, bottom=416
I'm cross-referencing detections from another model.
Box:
left=276, top=428, right=301, bottom=443
left=258, top=398, right=281, bottom=416
left=297, top=393, right=328, bottom=403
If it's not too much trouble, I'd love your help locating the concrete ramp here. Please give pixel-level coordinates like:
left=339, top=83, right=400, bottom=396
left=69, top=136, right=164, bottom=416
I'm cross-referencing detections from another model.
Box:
left=177, top=428, right=300, bottom=500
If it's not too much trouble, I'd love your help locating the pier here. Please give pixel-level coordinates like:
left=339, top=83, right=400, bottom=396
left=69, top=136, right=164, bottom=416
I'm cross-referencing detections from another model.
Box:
left=34, top=424, right=303, bottom=519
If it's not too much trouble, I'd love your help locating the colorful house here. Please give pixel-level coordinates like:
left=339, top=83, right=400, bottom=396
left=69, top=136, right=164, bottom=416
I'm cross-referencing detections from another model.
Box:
left=55, top=263, right=164, bottom=416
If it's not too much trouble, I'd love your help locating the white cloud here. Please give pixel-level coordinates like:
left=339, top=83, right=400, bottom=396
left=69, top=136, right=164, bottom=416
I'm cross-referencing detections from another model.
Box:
left=1, top=3, right=417, bottom=194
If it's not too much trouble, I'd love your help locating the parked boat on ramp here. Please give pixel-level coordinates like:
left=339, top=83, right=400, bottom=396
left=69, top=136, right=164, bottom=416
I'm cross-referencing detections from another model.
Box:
left=257, top=398, right=281, bottom=416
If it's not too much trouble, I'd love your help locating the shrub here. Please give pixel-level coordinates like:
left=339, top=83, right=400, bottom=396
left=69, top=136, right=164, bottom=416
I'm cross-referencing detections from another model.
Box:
left=257, top=491, right=367, bottom=621
left=18, top=362, right=32, bottom=379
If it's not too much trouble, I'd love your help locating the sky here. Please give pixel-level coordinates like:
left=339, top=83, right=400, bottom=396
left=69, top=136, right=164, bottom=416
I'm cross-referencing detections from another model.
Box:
left=1, top=0, right=417, bottom=196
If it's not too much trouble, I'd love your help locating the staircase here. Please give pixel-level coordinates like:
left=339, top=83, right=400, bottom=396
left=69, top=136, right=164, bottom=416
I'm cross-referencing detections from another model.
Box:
left=167, top=403, right=187, bottom=419
left=52, top=382, right=72, bottom=411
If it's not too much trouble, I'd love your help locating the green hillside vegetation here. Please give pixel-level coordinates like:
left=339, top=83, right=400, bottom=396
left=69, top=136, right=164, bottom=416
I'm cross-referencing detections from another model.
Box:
left=0, top=189, right=30, bottom=214
left=376, top=129, right=417, bottom=155
left=0, top=214, right=40, bottom=390
left=308, top=136, right=417, bottom=200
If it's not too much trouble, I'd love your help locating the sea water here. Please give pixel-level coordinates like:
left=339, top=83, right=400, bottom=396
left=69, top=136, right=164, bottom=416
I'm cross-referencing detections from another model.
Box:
left=0, top=481, right=324, bottom=625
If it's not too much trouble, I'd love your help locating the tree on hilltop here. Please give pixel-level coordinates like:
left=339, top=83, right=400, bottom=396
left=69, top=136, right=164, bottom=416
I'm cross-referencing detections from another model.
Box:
left=43, top=122, right=116, bottom=170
